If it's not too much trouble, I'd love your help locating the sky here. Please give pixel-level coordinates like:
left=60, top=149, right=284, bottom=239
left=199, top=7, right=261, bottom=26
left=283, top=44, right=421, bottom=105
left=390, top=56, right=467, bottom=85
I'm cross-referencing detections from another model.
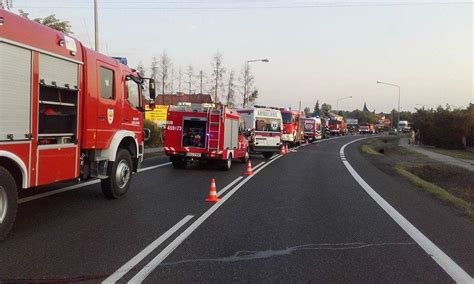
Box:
left=9, top=0, right=474, bottom=112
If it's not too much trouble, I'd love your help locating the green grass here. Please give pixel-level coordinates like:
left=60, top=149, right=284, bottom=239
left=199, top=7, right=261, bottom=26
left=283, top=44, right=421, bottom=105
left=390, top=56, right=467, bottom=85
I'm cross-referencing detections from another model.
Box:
left=424, top=146, right=474, bottom=161
left=359, top=137, right=412, bottom=156
left=360, top=144, right=381, bottom=155
left=395, top=164, right=474, bottom=220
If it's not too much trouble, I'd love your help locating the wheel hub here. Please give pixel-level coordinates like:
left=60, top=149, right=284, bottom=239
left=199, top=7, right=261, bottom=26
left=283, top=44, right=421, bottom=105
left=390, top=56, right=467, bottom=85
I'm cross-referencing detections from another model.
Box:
left=115, top=161, right=131, bottom=189
left=0, top=186, right=7, bottom=224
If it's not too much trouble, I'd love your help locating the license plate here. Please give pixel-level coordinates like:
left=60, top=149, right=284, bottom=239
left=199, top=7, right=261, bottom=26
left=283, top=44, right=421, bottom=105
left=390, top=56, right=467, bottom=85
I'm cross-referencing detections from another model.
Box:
left=186, top=152, right=201, bottom=157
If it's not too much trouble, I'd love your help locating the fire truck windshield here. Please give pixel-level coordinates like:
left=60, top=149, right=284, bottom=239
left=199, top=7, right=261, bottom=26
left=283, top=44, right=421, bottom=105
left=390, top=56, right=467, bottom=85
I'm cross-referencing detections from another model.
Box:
left=282, top=113, right=292, bottom=124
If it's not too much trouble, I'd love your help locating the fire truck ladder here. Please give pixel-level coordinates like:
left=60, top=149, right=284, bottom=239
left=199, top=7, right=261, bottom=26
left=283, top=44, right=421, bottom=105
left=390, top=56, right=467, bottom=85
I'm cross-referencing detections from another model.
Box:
left=207, top=108, right=222, bottom=152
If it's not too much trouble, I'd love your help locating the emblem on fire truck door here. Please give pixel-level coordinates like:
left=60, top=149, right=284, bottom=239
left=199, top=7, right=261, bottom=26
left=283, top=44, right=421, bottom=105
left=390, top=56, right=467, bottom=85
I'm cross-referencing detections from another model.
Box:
left=107, top=109, right=114, bottom=124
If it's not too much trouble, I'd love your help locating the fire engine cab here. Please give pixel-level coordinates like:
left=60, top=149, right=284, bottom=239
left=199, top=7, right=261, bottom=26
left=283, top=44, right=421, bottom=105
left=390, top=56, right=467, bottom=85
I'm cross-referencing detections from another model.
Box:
left=0, top=10, right=156, bottom=240
left=164, top=103, right=249, bottom=170
left=280, top=109, right=305, bottom=146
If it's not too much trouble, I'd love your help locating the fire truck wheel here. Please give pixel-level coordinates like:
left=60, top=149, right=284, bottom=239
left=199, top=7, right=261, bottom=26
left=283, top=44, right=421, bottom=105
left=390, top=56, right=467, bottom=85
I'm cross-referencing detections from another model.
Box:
left=221, top=154, right=232, bottom=170
left=101, top=149, right=133, bottom=199
left=0, top=166, right=18, bottom=241
left=262, top=152, right=273, bottom=159
left=240, top=151, right=249, bottom=163
left=171, top=157, right=187, bottom=169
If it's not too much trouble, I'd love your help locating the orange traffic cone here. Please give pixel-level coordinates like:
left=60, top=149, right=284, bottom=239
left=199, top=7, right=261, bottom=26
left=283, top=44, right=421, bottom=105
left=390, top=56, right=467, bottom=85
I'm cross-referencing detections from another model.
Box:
left=205, top=178, right=220, bottom=203
left=244, top=160, right=253, bottom=176
left=284, top=144, right=289, bottom=154
left=279, top=145, right=286, bottom=155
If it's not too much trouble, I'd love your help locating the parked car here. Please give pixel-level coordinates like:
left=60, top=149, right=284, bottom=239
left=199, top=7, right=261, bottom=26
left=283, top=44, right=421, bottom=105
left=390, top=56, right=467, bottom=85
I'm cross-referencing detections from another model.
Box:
left=388, top=128, right=398, bottom=135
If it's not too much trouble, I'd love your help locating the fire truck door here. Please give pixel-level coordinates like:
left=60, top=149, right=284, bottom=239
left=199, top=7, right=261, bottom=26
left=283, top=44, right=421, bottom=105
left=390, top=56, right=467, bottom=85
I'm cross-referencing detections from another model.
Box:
left=96, top=63, right=122, bottom=149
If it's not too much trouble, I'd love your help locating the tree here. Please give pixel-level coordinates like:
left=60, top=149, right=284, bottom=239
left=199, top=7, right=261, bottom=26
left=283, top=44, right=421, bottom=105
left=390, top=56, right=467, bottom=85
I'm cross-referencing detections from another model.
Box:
left=136, top=62, right=146, bottom=77
left=304, top=107, right=311, bottom=117
left=186, top=65, right=194, bottom=94
left=19, top=9, right=72, bottom=34
left=321, top=103, right=332, bottom=117
left=177, top=67, right=183, bottom=93
left=0, top=0, right=13, bottom=9
left=159, top=51, right=171, bottom=99
left=240, top=63, right=255, bottom=108
left=226, top=70, right=236, bottom=107
left=210, top=52, right=226, bottom=103
left=198, top=70, right=206, bottom=94
left=249, top=89, right=258, bottom=106
left=313, top=100, right=321, bottom=117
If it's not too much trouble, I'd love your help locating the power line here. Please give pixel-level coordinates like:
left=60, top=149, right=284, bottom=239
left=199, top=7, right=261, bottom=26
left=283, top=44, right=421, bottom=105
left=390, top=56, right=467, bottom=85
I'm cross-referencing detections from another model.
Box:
left=15, top=1, right=473, bottom=10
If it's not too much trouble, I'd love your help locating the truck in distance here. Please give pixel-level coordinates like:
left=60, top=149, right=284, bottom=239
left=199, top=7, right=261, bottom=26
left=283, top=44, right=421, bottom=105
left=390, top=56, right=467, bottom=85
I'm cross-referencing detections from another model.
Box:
left=280, top=109, right=305, bottom=146
left=237, top=106, right=283, bottom=158
left=328, top=119, right=348, bottom=136
left=0, top=10, right=156, bottom=240
left=303, top=117, right=322, bottom=142
left=164, top=104, right=249, bottom=170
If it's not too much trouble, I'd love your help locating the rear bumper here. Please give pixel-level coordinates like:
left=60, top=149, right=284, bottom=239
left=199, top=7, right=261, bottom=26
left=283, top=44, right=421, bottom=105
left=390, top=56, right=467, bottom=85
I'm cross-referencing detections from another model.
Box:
left=250, top=145, right=279, bottom=153
left=166, top=151, right=224, bottom=160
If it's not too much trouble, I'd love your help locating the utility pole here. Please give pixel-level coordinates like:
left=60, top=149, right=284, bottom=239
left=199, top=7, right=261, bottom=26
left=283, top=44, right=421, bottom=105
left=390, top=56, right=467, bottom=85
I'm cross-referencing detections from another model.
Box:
left=94, top=0, right=99, bottom=51
left=200, top=71, right=203, bottom=94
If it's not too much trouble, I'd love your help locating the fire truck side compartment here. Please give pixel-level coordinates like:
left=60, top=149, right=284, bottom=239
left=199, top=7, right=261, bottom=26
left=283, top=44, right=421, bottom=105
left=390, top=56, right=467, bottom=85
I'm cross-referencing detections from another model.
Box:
left=38, top=53, right=79, bottom=144
left=224, top=118, right=239, bottom=149
left=0, top=42, right=32, bottom=141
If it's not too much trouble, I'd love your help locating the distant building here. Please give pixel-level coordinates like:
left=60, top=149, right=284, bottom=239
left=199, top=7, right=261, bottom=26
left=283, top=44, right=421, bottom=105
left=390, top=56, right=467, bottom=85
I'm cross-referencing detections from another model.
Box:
left=154, top=92, right=212, bottom=105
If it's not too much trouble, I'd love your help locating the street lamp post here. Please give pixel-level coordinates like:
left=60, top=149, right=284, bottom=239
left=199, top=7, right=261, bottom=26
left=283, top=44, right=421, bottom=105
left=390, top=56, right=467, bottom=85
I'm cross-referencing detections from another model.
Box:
left=244, top=59, right=269, bottom=108
left=377, top=81, right=400, bottom=129
left=336, top=96, right=352, bottom=112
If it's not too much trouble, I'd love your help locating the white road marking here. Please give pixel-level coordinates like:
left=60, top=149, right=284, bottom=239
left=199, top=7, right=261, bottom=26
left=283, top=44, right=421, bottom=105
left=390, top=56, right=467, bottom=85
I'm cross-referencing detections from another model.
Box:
left=18, top=180, right=100, bottom=204
left=251, top=161, right=265, bottom=171
left=340, top=138, right=473, bottom=284
left=138, top=162, right=172, bottom=172
left=217, top=176, right=244, bottom=197
left=102, top=215, right=194, bottom=284
left=19, top=161, right=172, bottom=204
left=128, top=154, right=284, bottom=283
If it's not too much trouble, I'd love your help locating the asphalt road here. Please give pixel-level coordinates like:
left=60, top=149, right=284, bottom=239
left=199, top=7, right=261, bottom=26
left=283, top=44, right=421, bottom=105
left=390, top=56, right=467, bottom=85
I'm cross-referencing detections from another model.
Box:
left=0, top=136, right=472, bottom=283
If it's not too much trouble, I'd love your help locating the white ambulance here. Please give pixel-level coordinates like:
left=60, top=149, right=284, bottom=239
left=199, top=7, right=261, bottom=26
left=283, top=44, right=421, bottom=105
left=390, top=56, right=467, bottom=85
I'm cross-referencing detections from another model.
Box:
left=237, top=106, right=283, bottom=158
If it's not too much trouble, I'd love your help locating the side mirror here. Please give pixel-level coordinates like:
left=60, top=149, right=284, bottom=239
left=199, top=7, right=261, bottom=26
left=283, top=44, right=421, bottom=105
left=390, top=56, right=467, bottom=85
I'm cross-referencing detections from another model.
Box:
left=149, top=79, right=156, bottom=101
left=143, top=128, right=151, bottom=141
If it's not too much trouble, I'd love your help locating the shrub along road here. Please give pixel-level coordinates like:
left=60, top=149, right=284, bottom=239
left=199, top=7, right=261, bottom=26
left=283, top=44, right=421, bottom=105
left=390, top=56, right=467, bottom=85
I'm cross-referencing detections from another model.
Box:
left=0, top=136, right=472, bottom=282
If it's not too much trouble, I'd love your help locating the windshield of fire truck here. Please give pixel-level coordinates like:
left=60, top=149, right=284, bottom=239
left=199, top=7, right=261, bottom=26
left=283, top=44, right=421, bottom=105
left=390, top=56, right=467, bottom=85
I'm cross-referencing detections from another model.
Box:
left=281, top=112, right=292, bottom=124
left=255, top=117, right=281, bottom=132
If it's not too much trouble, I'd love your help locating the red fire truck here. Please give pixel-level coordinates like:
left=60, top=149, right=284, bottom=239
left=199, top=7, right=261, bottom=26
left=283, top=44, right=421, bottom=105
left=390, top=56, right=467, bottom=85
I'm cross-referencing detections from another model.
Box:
left=329, top=119, right=348, bottom=136
left=280, top=109, right=305, bottom=146
left=164, top=104, right=249, bottom=170
left=0, top=10, right=156, bottom=240
left=303, top=117, right=322, bottom=142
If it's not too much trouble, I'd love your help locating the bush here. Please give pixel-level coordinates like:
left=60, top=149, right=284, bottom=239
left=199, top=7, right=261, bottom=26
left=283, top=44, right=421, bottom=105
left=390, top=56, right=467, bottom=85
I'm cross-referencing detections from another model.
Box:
left=412, top=104, right=473, bottom=149
left=144, top=119, right=163, bottom=148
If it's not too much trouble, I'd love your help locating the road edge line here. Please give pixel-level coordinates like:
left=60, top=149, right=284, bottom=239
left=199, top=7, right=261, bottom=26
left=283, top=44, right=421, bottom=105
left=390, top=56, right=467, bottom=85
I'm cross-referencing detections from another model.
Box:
left=340, top=138, right=473, bottom=283
left=19, top=161, right=173, bottom=204
left=102, top=215, right=194, bottom=284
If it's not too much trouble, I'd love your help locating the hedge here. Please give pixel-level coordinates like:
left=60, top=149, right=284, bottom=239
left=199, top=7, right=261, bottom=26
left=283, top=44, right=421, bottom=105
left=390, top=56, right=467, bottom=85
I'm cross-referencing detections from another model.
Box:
left=144, top=119, right=163, bottom=148
left=412, top=104, right=474, bottom=149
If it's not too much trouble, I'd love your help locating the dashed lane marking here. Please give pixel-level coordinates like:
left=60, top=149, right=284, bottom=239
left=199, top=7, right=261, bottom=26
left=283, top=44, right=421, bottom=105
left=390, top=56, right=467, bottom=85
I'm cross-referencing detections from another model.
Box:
left=127, top=154, right=284, bottom=283
left=102, top=215, right=194, bottom=284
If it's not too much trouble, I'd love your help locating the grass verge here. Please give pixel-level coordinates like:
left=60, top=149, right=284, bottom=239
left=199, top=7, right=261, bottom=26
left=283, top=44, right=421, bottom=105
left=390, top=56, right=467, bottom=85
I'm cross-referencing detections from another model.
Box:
left=395, top=164, right=474, bottom=220
left=359, top=136, right=474, bottom=220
